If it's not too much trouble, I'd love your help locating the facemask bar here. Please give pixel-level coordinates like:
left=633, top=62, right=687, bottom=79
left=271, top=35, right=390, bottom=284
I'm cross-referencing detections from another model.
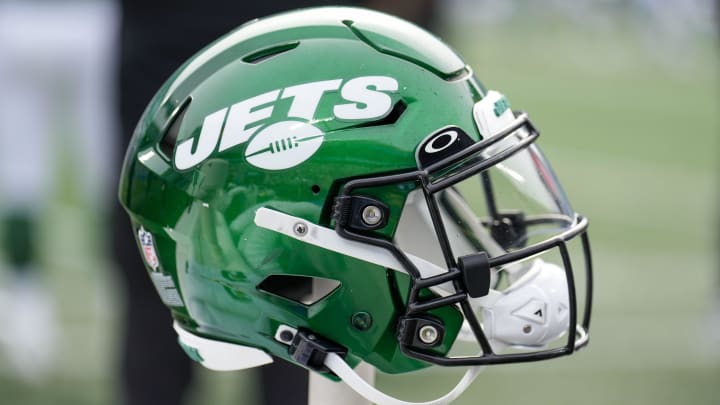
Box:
left=333, top=113, right=593, bottom=367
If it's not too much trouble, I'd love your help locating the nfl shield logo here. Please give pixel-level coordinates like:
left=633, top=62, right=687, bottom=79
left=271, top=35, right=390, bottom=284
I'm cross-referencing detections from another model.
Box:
left=138, top=227, right=160, bottom=270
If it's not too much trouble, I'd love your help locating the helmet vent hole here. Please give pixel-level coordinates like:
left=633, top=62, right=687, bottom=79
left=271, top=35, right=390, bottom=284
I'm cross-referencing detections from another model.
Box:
left=242, top=41, right=300, bottom=64
left=258, top=275, right=340, bottom=306
left=311, top=185, right=321, bottom=194
left=159, top=98, right=190, bottom=159
left=350, top=100, right=406, bottom=129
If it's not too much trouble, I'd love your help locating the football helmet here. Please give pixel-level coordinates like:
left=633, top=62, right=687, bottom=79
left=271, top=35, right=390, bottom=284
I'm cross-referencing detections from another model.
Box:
left=119, top=7, right=593, bottom=404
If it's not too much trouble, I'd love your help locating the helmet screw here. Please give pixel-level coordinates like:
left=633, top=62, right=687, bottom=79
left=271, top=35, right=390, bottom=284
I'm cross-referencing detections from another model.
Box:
left=418, top=325, right=439, bottom=345
left=361, top=205, right=383, bottom=226
left=293, top=222, right=308, bottom=236
left=351, top=312, right=373, bottom=331
left=279, top=330, right=294, bottom=343
left=523, top=324, right=532, bottom=334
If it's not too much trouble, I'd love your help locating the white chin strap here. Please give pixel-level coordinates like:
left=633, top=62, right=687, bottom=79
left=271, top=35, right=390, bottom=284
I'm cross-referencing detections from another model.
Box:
left=324, top=353, right=483, bottom=405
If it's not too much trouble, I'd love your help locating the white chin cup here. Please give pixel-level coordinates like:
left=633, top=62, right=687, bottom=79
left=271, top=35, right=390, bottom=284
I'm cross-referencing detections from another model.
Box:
left=481, top=259, right=570, bottom=347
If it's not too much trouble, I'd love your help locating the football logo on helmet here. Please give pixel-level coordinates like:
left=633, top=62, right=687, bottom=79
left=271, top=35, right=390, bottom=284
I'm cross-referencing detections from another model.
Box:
left=244, top=121, right=324, bottom=170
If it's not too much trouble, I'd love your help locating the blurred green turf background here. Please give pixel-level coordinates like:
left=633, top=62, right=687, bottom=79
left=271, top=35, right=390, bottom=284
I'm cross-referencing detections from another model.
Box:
left=1, top=9, right=717, bottom=405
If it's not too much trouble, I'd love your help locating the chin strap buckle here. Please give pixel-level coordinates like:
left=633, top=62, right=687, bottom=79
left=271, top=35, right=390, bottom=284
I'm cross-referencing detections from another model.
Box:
left=289, top=329, right=347, bottom=373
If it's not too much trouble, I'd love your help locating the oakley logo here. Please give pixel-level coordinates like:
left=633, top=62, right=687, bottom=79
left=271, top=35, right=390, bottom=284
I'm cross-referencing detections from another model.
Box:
left=424, top=130, right=459, bottom=154
left=416, top=126, right=475, bottom=169
left=174, top=76, right=399, bottom=171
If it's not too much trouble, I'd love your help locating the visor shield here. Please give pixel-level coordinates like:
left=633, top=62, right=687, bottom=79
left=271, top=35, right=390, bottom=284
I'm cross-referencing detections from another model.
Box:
left=436, top=144, right=575, bottom=261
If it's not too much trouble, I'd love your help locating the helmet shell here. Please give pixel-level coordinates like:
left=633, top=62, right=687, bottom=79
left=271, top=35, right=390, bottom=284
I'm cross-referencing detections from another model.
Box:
left=120, top=7, right=487, bottom=374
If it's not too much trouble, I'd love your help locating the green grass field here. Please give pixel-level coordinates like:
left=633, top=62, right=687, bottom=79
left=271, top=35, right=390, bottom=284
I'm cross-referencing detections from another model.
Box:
left=1, top=15, right=717, bottom=405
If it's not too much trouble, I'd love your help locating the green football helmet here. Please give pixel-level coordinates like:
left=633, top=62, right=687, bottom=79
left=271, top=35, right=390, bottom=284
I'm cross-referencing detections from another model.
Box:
left=119, top=6, right=593, bottom=404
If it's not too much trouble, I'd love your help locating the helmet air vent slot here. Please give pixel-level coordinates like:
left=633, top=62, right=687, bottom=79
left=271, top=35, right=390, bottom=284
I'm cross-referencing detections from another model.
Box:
left=242, top=41, right=300, bottom=64
left=159, top=97, right=191, bottom=159
left=350, top=100, right=406, bottom=129
left=258, top=275, right=340, bottom=306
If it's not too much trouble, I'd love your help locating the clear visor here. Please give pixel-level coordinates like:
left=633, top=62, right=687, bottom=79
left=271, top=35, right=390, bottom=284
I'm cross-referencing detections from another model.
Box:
left=396, top=143, right=576, bottom=272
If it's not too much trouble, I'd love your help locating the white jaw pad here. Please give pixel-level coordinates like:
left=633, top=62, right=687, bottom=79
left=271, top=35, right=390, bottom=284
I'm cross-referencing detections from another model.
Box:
left=174, top=322, right=273, bottom=371
left=483, top=259, right=570, bottom=347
